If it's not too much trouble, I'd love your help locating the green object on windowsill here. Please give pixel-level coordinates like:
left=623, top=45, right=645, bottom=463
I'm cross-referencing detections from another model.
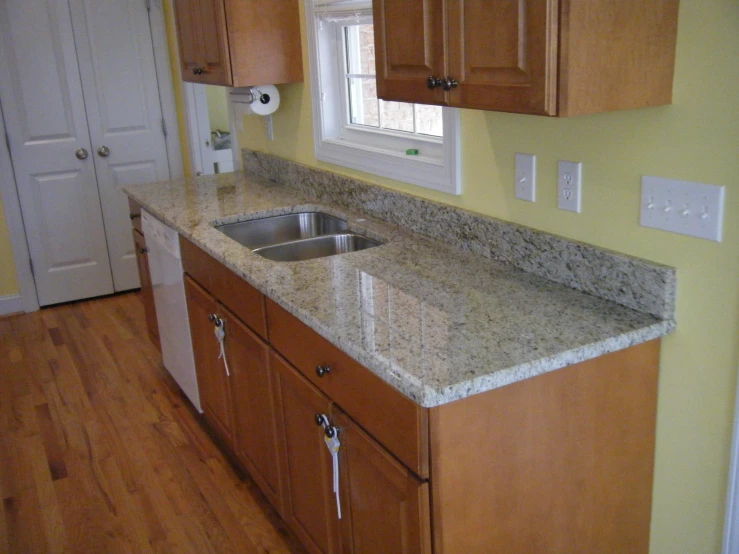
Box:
left=405, top=149, right=419, bottom=156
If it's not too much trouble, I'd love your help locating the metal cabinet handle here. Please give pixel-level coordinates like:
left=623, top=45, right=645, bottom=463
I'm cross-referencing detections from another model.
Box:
left=426, top=75, right=442, bottom=90
left=315, top=413, right=335, bottom=438
left=193, top=67, right=206, bottom=75
left=97, top=145, right=110, bottom=158
left=442, top=77, right=459, bottom=91
left=75, top=148, right=89, bottom=160
left=315, top=365, right=331, bottom=378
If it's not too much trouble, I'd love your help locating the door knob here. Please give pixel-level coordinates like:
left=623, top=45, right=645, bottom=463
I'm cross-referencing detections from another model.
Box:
left=97, top=145, right=110, bottom=158
left=75, top=148, right=89, bottom=160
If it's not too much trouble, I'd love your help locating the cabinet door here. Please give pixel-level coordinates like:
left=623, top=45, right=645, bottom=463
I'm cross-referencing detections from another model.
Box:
left=446, top=0, right=558, bottom=115
left=334, top=410, right=431, bottom=554
left=272, top=352, right=340, bottom=554
left=197, top=0, right=232, bottom=85
left=184, top=275, right=234, bottom=447
left=132, top=229, right=160, bottom=351
left=373, top=0, right=446, bottom=105
left=173, top=0, right=204, bottom=81
left=225, top=307, right=281, bottom=507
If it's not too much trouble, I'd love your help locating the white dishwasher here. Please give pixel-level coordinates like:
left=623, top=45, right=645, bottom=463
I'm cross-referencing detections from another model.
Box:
left=142, top=210, right=201, bottom=412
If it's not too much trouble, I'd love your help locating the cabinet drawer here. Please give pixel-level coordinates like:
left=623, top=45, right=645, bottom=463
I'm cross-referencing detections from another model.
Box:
left=266, top=298, right=429, bottom=478
left=180, top=237, right=267, bottom=339
left=128, top=198, right=142, bottom=233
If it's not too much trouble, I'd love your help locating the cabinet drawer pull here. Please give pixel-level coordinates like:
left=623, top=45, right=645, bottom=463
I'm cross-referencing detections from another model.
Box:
left=315, top=365, right=331, bottom=378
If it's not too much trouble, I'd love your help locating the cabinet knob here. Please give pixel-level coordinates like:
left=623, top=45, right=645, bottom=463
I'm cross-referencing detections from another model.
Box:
left=315, top=365, right=331, bottom=378
left=208, top=314, right=220, bottom=325
left=193, top=67, right=206, bottom=75
left=315, top=413, right=326, bottom=426
left=426, top=75, right=442, bottom=90
left=129, top=213, right=141, bottom=220
left=441, top=77, right=459, bottom=91
left=139, top=247, right=148, bottom=255
left=324, top=425, right=335, bottom=438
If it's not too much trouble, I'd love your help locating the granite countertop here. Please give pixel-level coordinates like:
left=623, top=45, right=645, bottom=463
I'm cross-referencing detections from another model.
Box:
left=124, top=170, right=675, bottom=408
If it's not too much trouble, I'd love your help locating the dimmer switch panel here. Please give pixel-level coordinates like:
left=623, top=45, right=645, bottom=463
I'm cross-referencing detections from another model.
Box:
left=640, top=176, right=725, bottom=242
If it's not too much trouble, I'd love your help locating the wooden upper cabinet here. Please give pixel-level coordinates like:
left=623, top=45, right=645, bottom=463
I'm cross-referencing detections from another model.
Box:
left=446, top=0, right=559, bottom=115
left=372, top=0, right=446, bottom=105
left=173, top=0, right=303, bottom=87
left=374, top=0, right=679, bottom=116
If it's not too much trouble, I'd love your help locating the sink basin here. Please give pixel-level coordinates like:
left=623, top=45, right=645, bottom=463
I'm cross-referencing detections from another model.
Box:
left=253, top=233, right=382, bottom=262
left=215, top=212, right=348, bottom=249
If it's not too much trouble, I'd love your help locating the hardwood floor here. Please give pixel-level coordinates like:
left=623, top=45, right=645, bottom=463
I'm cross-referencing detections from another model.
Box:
left=0, top=292, right=307, bottom=553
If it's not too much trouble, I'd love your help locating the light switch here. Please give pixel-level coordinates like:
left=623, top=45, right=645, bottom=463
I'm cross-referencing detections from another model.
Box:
left=640, top=176, right=725, bottom=241
left=514, top=153, right=536, bottom=202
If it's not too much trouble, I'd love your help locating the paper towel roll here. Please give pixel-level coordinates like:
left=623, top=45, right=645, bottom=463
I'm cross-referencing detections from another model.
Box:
left=250, top=85, right=280, bottom=116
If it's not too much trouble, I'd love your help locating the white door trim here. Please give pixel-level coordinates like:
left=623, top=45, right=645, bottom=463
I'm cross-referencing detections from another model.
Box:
left=0, top=99, right=39, bottom=313
left=0, top=0, right=180, bottom=312
left=723, top=361, right=739, bottom=554
left=148, top=0, right=183, bottom=180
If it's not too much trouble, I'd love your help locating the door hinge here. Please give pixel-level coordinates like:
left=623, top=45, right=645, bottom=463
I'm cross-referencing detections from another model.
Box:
left=29, top=258, right=34, bottom=277
left=161, top=117, right=168, bottom=137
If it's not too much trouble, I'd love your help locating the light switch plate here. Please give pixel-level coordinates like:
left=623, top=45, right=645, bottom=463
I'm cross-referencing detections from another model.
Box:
left=558, top=161, right=582, bottom=213
left=515, top=153, right=536, bottom=202
left=640, top=176, right=725, bottom=241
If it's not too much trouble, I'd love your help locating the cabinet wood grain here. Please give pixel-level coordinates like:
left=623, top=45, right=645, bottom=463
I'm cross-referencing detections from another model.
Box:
left=334, top=409, right=431, bottom=554
left=184, top=275, right=235, bottom=449
left=272, top=352, right=341, bottom=554
left=226, top=306, right=282, bottom=509
left=132, top=229, right=160, bottom=351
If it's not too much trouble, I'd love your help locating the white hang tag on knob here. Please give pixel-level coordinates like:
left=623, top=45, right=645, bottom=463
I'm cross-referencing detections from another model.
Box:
left=324, top=431, right=341, bottom=519
left=214, top=324, right=230, bottom=376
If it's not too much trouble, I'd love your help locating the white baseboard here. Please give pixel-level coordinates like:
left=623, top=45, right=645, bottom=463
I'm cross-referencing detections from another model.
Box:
left=0, top=293, right=24, bottom=316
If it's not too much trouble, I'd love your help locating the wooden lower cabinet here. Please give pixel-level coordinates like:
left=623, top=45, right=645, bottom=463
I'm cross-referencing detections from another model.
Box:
left=184, top=275, right=235, bottom=449
left=131, top=229, right=160, bottom=351
left=272, top=351, right=340, bottom=554
left=334, top=410, right=431, bottom=554
left=226, top=309, right=281, bottom=508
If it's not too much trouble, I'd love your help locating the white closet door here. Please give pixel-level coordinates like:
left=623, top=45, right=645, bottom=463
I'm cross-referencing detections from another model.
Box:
left=0, top=0, right=114, bottom=306
left=70, top=0, right=171, bottom=292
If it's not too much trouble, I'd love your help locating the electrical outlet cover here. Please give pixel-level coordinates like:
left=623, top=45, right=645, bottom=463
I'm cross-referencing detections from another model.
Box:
left=515, top=153, right=536, bottom=202
left=640, top=176, right=725, bottom=242
left=558, top=161, right=582, bottom=213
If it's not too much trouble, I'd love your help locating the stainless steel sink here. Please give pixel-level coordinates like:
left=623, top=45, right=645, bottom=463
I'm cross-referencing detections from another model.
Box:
left=253, top=233, right=382, bottom=262
left=215, top=212, right=348, bottom=250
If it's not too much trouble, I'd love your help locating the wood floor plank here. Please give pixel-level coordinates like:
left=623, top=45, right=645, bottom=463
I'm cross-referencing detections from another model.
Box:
left=0, top=292, right=305, bottom=554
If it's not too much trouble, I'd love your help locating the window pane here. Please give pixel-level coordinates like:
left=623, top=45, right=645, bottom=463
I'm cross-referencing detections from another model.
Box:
left=345, top=24, right=375, bottom=75
left=380, top=100, right=414, bottom=133
left=348, top=77, right=379, bottom=127
left=416, top=104, right=444, bottom=137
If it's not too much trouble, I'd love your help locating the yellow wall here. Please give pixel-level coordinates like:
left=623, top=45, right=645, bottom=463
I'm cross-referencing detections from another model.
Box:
left=239, top=1, right=739, bottom=552
left=0, top=191, right=19, bottom=296
left=204, top=85, right=230, bottom=132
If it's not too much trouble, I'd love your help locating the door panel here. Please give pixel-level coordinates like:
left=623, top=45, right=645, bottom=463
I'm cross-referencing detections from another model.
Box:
left=197, top=0, right=232, bottom=85
left=0, top=0, right=114, bottom=306
left=373, top=0, right=445, bottom=105
left=70, top=0, right=171, bottom=292
left=334, top=410, right=431, bottom=554
left=446, top=0, right=559, bottom=114
left=184, top=276, right=234, bottom=447
left=272, top=352, right=340, bottom=554
left=226, top=308, right=281, bottom=507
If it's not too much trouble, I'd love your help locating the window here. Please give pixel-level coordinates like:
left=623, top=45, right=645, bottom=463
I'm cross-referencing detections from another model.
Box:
left=306, top=1, right=460, bottom=194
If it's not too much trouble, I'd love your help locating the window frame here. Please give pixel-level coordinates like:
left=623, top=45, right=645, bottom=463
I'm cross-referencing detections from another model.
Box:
left=305, top=1, right=461, bottom=195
